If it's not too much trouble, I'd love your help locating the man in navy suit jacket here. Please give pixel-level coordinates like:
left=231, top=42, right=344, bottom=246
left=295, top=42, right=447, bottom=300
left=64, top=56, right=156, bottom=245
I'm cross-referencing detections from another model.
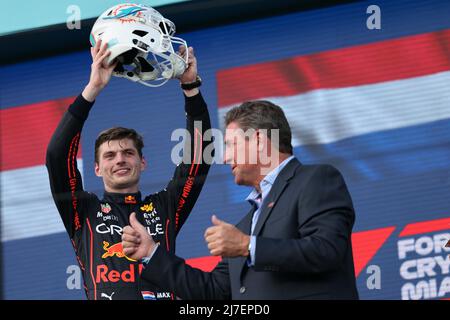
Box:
left=122, top=100, right=359, bottom=300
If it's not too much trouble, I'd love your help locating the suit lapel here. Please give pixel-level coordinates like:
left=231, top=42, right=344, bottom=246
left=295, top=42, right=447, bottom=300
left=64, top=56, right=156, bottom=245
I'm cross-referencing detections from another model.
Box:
left=236, top=207, right=255, bottom=279
left=235, top=159, right=301, bottom=280
left=252, top=158, right=300, bottom=236
left=238, top=207, right=254, bottom=235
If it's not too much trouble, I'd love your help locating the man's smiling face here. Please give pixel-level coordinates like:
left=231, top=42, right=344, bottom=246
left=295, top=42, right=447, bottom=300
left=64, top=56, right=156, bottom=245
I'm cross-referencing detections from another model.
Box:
left=95, top=138, right=146, bottom=193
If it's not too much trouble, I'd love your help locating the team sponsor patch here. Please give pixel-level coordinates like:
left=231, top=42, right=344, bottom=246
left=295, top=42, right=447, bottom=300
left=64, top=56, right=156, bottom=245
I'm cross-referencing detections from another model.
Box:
left=101, top=203, right=112, bottom=214
left=140, top=203, right=154, bottom=212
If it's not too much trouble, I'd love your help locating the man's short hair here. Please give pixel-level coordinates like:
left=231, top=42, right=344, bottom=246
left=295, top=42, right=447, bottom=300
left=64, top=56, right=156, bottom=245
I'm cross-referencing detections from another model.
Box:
left=94, top=127, right=144, bottom=163
left=224, top=100, right=293, bottom=154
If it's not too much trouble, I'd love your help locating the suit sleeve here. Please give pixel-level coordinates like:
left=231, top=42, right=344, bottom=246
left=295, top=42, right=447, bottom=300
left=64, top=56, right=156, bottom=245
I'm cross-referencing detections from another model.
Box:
left=46, top=94, right=94, bottom=238
left=141, top=246, right=231, bottom=300
left=254, top=165, right=356, bottom=274
left=162, top=92, right=213, bottom=235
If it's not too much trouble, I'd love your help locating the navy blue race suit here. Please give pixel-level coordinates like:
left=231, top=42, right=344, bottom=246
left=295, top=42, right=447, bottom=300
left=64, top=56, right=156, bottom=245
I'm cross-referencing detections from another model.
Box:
left=46, top=92, right=212, bottom=300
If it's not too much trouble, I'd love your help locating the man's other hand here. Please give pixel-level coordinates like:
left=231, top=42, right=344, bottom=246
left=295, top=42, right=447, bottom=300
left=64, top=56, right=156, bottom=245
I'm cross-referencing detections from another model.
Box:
left=178, top=46, right=199, bottom=97
left=204, top=215, right=250, bottom=258
left=82, top=39, right=118, bottom=102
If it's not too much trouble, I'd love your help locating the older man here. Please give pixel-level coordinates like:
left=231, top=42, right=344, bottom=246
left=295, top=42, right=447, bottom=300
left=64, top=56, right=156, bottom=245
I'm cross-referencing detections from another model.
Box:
left=122, top=100, right=359, bottom=300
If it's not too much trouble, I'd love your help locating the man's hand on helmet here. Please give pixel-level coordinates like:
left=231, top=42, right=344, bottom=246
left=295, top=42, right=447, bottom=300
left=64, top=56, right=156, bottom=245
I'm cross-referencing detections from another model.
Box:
left=178, top=46, right=199, bottom=97
left=82, top=39, right=118, bottom=102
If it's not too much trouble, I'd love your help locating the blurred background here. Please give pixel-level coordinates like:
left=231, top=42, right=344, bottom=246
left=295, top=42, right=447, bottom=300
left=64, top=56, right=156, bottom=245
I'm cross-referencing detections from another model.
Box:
left=0, top=0, right=449, bottom=300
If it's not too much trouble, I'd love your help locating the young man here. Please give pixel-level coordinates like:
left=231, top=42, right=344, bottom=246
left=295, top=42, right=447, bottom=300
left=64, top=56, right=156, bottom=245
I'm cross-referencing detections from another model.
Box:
left=46, top=40, right=212, bottom=300
left=122, top=100, right=359, bottom=300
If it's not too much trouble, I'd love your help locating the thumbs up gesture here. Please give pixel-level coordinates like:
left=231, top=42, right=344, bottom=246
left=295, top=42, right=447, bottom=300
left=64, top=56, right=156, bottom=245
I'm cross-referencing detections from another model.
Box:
left=204, top=215, right=250, bottom=258
left=122, top=212, right=157, bottom=261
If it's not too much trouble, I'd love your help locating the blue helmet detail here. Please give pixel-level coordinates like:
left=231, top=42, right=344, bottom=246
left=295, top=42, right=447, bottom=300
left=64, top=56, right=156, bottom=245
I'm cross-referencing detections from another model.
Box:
left=89, top=34, right=96, bottom=46
left=103, top=6, right=144, bottom=20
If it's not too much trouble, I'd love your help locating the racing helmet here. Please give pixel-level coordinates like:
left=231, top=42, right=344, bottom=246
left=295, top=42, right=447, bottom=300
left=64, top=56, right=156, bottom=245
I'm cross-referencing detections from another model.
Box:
left=90, top=3, right=188, bottom=87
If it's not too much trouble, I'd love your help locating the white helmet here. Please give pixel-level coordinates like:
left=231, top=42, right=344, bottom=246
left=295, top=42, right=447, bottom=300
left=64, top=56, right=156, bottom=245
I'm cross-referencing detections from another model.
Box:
left=90, top=3, right=188, bottom=87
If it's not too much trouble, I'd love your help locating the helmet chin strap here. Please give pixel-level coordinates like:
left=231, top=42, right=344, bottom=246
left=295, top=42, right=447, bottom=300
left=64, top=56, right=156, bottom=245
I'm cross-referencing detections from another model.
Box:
left=161, top=53, right=187, bottom=79
left=135, top=56, right=159, bottom=81
left=113, top=51, right=186, bottom=87
left=138, top=77, right=170, bottom=87
left=113, top=71, right=170, bottom=87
